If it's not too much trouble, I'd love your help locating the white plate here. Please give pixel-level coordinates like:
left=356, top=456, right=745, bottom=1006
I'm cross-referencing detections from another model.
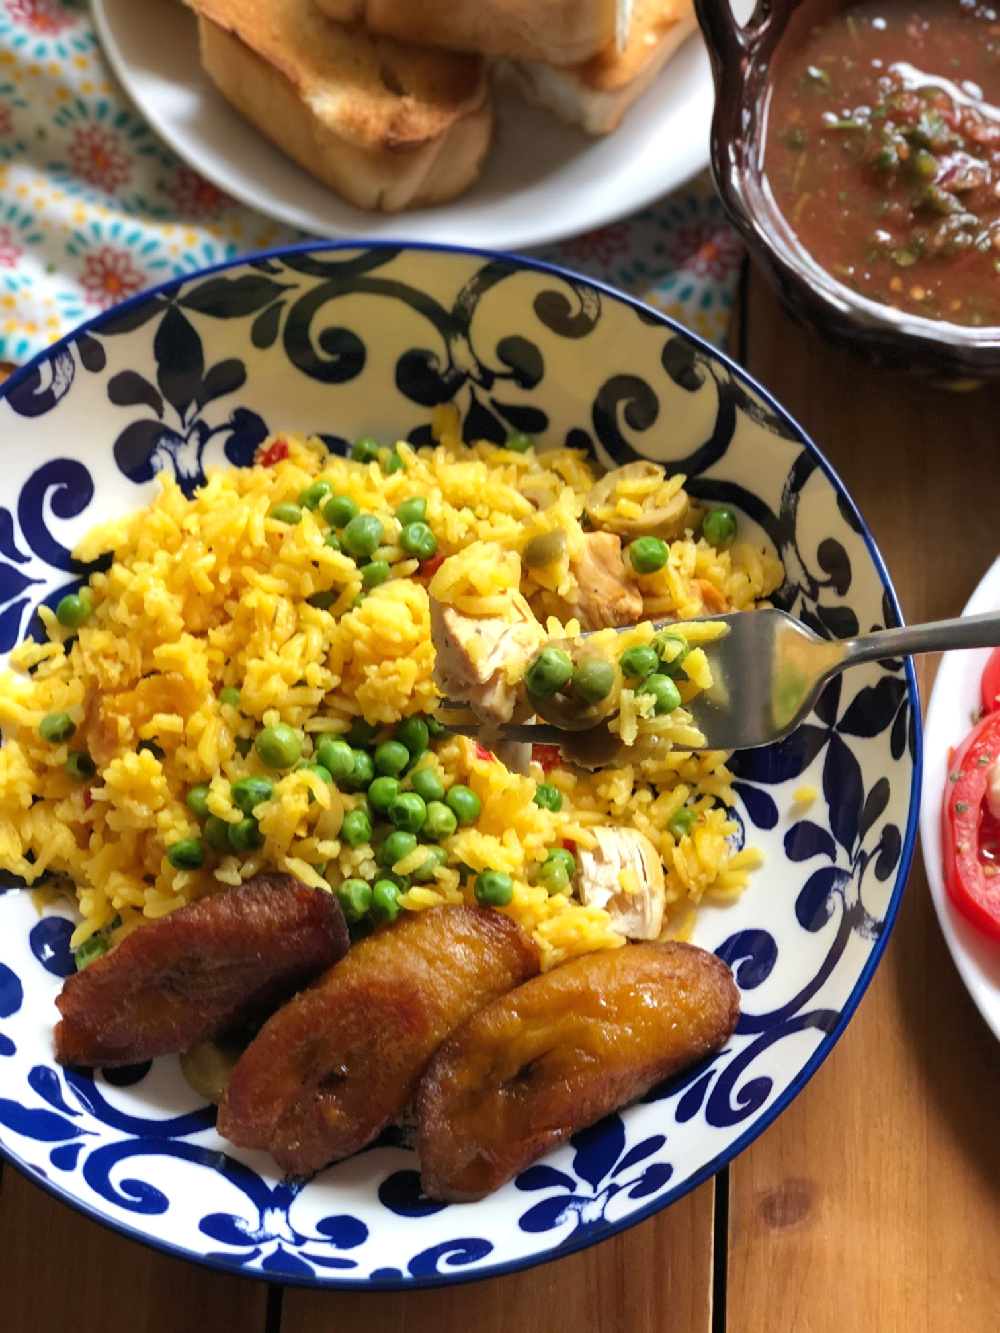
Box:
left=92, top=0, right=718, bottom=249
left=921, top=556, right=1000, bottom=1041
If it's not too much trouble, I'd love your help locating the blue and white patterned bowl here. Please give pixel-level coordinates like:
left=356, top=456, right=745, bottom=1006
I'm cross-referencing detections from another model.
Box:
left=0, top=243, right=920, bottom=1287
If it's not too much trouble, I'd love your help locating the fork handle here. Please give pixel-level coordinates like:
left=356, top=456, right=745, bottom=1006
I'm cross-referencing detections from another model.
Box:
left=844, top=610, right=1000, bottom=666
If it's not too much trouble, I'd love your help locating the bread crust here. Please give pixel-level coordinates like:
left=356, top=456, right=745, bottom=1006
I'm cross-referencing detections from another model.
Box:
left=503, top=0, right=697, bottom=135
left=190, top=0, right=493, bottom=211
left=313, top=0, right=621, bottom=66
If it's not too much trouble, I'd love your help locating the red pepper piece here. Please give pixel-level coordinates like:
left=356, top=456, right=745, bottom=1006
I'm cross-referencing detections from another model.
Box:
left=982, top=646, right=1000, bottom=715
left=257, top=439, right=289, bottom=467
left=532, top=744, right=561, bottom=773
left=475, top=743, right=494, bottom=763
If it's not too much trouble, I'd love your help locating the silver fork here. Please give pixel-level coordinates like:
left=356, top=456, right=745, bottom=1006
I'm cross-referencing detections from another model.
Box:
left=443, top=609, right=1000, bottom=753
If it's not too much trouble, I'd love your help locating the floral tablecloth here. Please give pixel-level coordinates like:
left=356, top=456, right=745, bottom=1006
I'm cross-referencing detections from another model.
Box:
left=0, top=0, right=743, bottom=365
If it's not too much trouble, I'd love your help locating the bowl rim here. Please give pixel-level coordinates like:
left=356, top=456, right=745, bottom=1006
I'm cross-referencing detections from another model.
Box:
left=0, top=238, right=923, bottom=1289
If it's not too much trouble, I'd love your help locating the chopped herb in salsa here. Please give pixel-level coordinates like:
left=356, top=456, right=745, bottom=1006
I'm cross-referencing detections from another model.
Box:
left=764, top=0, right=1000, bottom=325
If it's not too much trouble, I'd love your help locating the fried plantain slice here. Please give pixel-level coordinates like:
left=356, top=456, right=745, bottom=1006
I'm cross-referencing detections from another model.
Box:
left=417, top=941, right=739, bottom=1201
left=217, top=904, right=540, bottom=1176
left=55, top=872, right=348, bottom=1068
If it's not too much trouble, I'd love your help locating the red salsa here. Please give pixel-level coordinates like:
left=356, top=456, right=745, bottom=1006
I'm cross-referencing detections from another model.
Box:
left=764, top=0, right=1000, bottom=325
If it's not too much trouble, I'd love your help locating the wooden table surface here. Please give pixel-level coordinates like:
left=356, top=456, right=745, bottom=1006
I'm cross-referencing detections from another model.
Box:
left=3, top=267, right=1000, bottom=1333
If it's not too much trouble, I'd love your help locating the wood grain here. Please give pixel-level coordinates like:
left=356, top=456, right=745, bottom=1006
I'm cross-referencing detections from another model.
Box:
left=281, top=1180, right=715, bottom=1333
left=0, top=1165, right=269, bottom=1333
left=726, top=275, right=1000, bottom=1333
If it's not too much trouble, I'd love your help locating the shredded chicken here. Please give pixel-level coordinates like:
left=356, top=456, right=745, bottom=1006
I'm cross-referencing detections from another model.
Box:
left=576, top=826, right=666, bottom=940
left=569, top=532, right=643, bottom=632
left=430, top=593, right=545, bottom=728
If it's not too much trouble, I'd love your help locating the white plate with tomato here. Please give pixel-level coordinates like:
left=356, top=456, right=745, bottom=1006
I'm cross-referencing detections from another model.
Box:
left=922, top=556, right=1000, bottom=1038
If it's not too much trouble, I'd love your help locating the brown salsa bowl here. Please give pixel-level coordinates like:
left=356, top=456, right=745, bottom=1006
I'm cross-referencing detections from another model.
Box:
left=694, top=0, right=1000, bottom=379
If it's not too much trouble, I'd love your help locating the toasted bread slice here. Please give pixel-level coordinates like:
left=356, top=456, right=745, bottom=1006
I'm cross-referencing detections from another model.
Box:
left=313, top=0, right=631, bottom=67
left=502, top=0, right=697, bottom=135
left=186, top=0, right=493, bottom=212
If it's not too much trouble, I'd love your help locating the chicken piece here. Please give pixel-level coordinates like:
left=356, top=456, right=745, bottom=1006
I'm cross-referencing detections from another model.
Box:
left=55, top=873, right=348, bottom=1068
left=418, top=942, right=740, bottom=1202
left=569, top=531, right=643, bottom=631
left=430, top=592, right=546, bottom=727
left=217, top=905, right=539, bottom=1176
left=576, top=826, right=665, bottom=940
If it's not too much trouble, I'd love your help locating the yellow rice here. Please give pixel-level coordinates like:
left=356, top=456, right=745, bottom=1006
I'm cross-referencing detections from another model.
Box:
left=0, top=409, right=783, bottom=970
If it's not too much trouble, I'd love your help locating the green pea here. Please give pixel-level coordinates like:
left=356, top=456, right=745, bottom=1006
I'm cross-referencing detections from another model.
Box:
left=667, top=807, right=697, bottom=839
left=571, top=657, right=616, bottom=705
left=229, top=816, right=265, bottom=852
left=352, top=792, right=372, bottom=821
left=342, top=513, right=384, bottom=560
left=399, top=521, right=437, bottom=561
left=167, top=838, right=205, bottom=871
left=392, top=719, right=427, bottom=759
left=378, top=829, right=418, bottom=868
left=340, top=809, right=372, bottom=846
left=235, top=737, right=253, bottom=758
left=445, top=784, right=481, bottom=826
left=315, top=737, right=355, bottom=782
left=359, top=560, right=390, bottom=590
left=39, top=712, right=76, bottom=744
left=74, top=933, right=110, bottom=971
left=65, top=751, right=96, bottom=781
left=628, top=536, right=669, bottom=574
left=186, top=785, right=212, bottom=819
left=425, top=714, right=447, bottom=739
left=533, top=783, right=562, bottom=812
left=702, top=507, right=738, bottom=550
left=307, top=590, right=335, bottom=610
left=368, top=775, right=401, bottom=815
left=322, top=494, right=360, bottom=528
left=205, top=816, right=232, bottom=853
left=619, top=645, right=659, bottom=681
left=411, top=845, right=448, bottom=883
left=323, top=531, right=342, bottom=553
left=352, top=435, right=381, bottom=464
left=337, top=878, right=372, bottom=923
left=423, top=801, right=458, bottom=842
left=299, top=480, right=333, bottom=511
left=255, top=723, right=302, bottom=770
left=411, top=768, right=445, bottom=803
left=524, top=648, right=573, bottom=699
left=389, top=792, right=426, bottom=834
left=370, top=880, right=402, bottom=924
left=653, top=630, right=691, bottom=678
left=395, top=496, right=427, bottom=526
left=382, top=450, right=406, bottom=476
left=56, top=593, right=92, bottom=629
left=537, top=860, right=571, bottom=895
left=474, top=870, right=514, bottom=907
left=348, top=749, right=376, bottom=789
left=375, top=740, right=410, bottom=777
left=638, top=674, right=682, bottom=715
left=380, top=870, right=410, bottom=892
left=345, top=718, right=378, bottom=748
left=269, top=503, right=303, bottom=526
left=504, top=432, right=535, bottom=453
left=219, top=686, right=242, bottom=709
left=545, top=847, right=577, bottom=877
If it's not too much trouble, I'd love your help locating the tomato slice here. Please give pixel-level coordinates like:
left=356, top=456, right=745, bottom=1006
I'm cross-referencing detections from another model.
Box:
left=982, top=646, right=1000, bottom=715
left=942, top=710, right=1000, bottom=939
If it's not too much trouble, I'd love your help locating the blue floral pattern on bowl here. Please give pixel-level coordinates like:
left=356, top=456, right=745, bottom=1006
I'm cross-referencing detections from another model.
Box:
left=0, top=243, right=921, bottom=1288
